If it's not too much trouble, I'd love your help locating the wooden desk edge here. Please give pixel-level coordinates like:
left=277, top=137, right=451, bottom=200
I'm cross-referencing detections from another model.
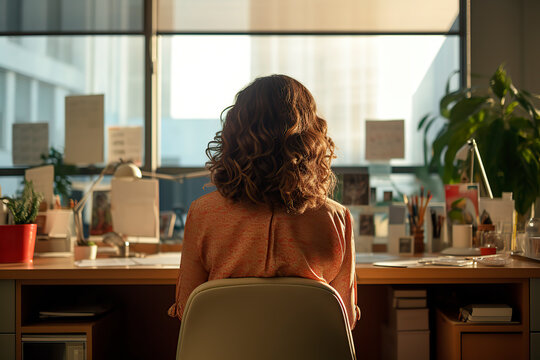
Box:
left=0, top=256, right=539, bottom=284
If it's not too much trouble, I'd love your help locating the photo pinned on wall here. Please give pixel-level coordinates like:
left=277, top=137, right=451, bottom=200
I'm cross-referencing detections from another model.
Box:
left=383, top=191, right=393, bottom=203
left=90, top=190, right=113, bottom=235
left=399, top=236, right=414, bottom=255
left=160, top=211, right=177, bottom=239
left=359, top=214, right=375, bottom=236
left=342, top=174, right=370, bottom=205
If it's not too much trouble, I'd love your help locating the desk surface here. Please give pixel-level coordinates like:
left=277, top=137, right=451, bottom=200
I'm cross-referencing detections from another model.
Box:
left=1, top=255, right=539, bottom=284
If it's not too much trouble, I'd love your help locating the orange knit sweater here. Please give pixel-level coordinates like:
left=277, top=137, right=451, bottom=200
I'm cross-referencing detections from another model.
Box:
left=168, top=191, right=360, bottom=329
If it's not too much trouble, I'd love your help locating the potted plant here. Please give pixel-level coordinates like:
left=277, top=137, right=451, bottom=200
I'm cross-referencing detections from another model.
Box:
left=419, top=64, right=540, bottom=218
left=36, top=148, right=78, bottom=238
left=0, top=181, right=44, bottom=263
left=41, top=147, right=77, bottom=206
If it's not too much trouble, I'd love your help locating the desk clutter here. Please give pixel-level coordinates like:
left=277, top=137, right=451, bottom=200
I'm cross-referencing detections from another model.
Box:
left=382, top=287, right=429, bottom=360
left=337, top=171, right=538, bottom=262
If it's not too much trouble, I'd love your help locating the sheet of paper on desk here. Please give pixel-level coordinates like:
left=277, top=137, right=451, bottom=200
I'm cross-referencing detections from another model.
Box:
left=108, top=126, right=143, bottom=166
left=25, top=165, right=54, bottom=207
left=64, top=94, right=104, bottom=165
left=133, top=252, right=181, bottom=266
left=111, top=178, right=159, bottom=238
left=75, top=253, right=181, bottom=267
left=12, top=123, right=49, bottom=165
left=365, top=120, right=404, bottom=160
left=75, top=258, right=138, bottom=267
left=373, top=259, right=423, bottom=268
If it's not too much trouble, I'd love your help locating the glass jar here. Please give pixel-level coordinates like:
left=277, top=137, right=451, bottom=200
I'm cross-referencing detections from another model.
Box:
left=526, top=217, right=540, bottom=237
left=481, top=231, right=504, bottom=251
left=526, top=217, right=540, bottom=258
left=476, top=224, right=495, bottom=248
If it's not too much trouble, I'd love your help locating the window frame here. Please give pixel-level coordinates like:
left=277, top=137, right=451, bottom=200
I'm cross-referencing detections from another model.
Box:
left=0, top=0, right=469, bottom=177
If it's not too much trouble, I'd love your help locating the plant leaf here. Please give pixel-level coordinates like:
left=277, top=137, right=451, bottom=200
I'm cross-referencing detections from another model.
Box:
left=490, top=64, right=511, bottom=100
left=421, top=117, right=437, bottom=166
left=449, top=97, right=489, bottom=124
left=504, top=101, right=519, bottom=116
left=440, top=88, right=470, bottom=119
left=445, top=70, right=461, bottom=94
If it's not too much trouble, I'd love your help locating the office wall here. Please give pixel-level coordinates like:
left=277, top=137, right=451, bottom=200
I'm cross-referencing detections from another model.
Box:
left=471, top=0, right=540, bottom=93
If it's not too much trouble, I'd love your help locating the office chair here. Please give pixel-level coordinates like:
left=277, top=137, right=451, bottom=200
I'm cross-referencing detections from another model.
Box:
left=176, top=277, right=356, bottom=360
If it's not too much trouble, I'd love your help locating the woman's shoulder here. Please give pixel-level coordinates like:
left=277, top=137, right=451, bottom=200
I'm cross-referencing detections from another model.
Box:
left=304, top=198, right=350, bottom=220
left=189, top=191, right=224, bottom=211
left=321, top=197, right=349, bottom=214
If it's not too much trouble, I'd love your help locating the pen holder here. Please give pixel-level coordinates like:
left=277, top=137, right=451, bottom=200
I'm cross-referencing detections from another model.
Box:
left=412, top=226, right=425, bottom=254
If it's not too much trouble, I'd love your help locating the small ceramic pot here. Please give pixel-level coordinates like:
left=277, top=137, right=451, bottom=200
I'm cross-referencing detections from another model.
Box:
left=74, top=244, right=98, bottom=260
left=0, top=224, right=37, bottom=263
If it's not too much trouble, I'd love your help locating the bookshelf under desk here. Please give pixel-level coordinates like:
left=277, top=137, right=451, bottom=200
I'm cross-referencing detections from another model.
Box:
left=0, top=256, right=539, bottom=360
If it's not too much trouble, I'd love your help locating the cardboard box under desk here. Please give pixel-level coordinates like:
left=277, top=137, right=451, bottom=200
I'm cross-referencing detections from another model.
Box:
left=389, top=308, right=429, bottom=331
left=382, top=325, right=430, bottom=360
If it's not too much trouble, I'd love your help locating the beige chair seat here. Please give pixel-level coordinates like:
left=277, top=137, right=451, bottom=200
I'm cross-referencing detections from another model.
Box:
left=176, top=277, right=356, bottom=360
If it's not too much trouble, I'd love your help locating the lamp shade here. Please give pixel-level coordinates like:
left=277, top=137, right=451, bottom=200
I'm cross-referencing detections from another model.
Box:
left=114, top=163, right=142, bottom=179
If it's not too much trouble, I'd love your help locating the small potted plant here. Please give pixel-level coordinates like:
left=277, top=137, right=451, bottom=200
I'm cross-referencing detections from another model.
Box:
left=0, top=181, right=43, bottom=263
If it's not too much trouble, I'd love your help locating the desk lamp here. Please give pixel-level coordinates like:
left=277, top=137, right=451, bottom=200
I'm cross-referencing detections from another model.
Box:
left=441, top=139, right=494, bottom=256
left=455, top=138, right=493, bottom=199
left=73, top=162, right=142, bottom=246
left=73, top=162, right=209, bottom=246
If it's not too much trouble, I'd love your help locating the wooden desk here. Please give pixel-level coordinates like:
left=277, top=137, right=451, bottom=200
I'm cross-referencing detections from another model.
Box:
left=354, top=257, right=540, bottom=360
left=1, top=256, right=539, bottom=360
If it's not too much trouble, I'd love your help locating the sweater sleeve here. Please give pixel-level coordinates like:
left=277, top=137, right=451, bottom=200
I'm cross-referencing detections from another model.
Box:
left=167, top=201, right=209, bottom=320
left=329, top=208, right=360, bottom=330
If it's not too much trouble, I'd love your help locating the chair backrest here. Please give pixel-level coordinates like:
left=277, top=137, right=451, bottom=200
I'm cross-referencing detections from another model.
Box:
left=176, top=277, right=356, bottom=360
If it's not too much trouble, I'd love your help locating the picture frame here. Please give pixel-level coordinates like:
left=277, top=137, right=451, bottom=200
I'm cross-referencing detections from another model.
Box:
left=90, top=190, right=113, bottom=236
left=342, top=173, right=370, bottom=205
left=398, top=236, right=414, bottom=255
left=160, top=211, right=177, bottom=239
left=359, top=214, right=375, bottom=236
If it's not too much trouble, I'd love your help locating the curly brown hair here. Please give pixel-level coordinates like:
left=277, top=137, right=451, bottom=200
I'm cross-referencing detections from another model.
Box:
left=206, top=74, right=336, bottom=214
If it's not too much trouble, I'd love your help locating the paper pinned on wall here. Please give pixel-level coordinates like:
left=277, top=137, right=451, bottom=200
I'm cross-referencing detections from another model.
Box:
left=25, top=165, right=54, bottom=208
left=12, top=123, right=49, bottom=165
left=110, top=178, right=159, bottom=239
left=108, top=126, right=143, bottom=166
left=64, top=94, right=104, bottom=165
left=365, top=120, right=405, bottom=160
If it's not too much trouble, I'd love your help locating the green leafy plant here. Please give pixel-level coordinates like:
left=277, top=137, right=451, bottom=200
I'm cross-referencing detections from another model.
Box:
left=1, top=181, right=44, bottom=224
left=40, top=147, right=77, bottom=205
left=419, top=65, right=540, bottom=215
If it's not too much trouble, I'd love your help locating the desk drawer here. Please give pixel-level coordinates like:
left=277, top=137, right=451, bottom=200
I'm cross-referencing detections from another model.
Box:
left=0, top=280, right=15, bottom=333
left=461, top=333, right=522, bottom=360
left=531, top=279, right=540, bottom=332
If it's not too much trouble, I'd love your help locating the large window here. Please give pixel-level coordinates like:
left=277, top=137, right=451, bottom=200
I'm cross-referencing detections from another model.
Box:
left=0, top=0, right=144, bottom=196
left=157, top=0, right=461, bottom=168
left=0, top=36, right=144, bottom=166
left=159, top=35, right=459, bottom=167
left=0, top=0, right=463, bottom=203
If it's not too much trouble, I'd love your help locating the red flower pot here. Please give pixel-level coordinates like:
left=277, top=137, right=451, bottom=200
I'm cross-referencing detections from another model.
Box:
left=0, top=224, right=37, bottom=263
